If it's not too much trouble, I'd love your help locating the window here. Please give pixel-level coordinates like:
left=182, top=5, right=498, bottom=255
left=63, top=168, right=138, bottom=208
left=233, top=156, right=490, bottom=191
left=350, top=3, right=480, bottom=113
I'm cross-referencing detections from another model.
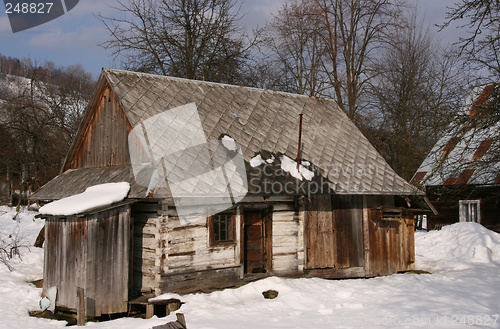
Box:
left=414, top=214, right=427, bottom=230
left=459, top=200, right=480, bottom=223
left=209, top=212, right=235, bottom=245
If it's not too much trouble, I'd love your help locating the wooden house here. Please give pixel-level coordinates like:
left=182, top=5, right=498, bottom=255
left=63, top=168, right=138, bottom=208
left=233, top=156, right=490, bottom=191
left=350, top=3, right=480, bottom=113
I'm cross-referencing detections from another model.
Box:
left=410, top=84, right=500, bottom=232
left=32, top=69, right=424, bottom=316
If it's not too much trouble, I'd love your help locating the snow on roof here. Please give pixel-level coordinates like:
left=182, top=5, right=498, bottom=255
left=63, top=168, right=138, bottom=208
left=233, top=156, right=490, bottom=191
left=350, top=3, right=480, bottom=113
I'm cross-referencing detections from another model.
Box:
left=249, top=153, right=314, bottom=181
left=221, top=135, right=238, bottom=151
left=38, top=182, right=131, bottom=216
left=411, top=85, right=500, bottom=186
left=250, top=154, right=267, bottom=167
left=280, top=155, right=314, bottom=181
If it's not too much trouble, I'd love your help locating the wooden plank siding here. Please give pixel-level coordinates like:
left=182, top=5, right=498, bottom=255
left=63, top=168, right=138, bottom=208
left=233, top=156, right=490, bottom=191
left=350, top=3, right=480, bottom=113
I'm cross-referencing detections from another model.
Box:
left=305, top=195, right=364, bottom=270
left=366, top=208, right=415, bottom=276
left=66, top=86, right=133, bottom=170
left=43, top=205, right=131, bottom=316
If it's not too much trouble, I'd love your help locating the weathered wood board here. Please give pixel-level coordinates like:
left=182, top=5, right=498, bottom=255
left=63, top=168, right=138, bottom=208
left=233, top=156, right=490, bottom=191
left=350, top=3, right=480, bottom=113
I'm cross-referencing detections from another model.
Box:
left=44, top=205, right=131, bottom=316
left=305, top=195, right=364, bottom=270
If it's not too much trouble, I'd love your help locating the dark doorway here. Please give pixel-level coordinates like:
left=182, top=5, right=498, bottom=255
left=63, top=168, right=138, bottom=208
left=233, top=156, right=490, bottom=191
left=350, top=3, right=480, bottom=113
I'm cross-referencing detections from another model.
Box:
left=243, top=209, right=272, bottom=274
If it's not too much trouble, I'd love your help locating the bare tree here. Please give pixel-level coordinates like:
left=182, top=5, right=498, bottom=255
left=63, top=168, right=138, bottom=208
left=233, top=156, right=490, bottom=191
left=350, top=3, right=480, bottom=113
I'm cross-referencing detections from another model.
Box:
left=0, top=61, right=94, bottom=194
left=365, top=14, right=468, bottom=180
left=315, top=0, right=406, bottom=120
left=98, top=0, right=260, bottom=84
left=264, top=0, right=327, bottom=96
left=441, top=0, right=500, bottom=79
left=423, top=0, right=500, bottom=185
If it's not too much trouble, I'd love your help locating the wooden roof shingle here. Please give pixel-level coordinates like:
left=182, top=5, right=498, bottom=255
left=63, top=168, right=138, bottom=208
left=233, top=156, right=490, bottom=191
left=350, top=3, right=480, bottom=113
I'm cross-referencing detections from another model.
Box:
left=32, top=68, right=420, bottom=201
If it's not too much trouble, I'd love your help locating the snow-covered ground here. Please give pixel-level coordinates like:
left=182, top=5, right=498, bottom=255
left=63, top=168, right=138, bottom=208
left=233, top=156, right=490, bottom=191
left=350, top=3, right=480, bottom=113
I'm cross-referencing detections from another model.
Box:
left=0, top=206, right=499, bottom=328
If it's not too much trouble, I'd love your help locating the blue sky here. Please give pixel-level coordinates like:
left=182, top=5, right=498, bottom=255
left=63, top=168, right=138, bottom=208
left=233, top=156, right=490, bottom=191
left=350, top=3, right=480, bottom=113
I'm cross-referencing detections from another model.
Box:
left=0, top=0, right=463, bottom=78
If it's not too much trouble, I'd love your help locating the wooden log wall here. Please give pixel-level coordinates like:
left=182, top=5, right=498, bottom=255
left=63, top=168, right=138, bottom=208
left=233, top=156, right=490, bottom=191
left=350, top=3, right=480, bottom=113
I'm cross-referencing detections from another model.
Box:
left=156, top=196, right=303, bottom=293
left=158, top=201, right=241, bottom=293
left=43, top=205, right=131, bottom=316
left=131, top=201, right=163, bottom=296
left=271, top=198, right=304, bottom=275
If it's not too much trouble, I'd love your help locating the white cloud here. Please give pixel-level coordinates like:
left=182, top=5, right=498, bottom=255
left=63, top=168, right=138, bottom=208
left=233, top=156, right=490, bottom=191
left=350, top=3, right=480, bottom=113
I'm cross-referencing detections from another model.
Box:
left=29, top=25, right=105, bottom=50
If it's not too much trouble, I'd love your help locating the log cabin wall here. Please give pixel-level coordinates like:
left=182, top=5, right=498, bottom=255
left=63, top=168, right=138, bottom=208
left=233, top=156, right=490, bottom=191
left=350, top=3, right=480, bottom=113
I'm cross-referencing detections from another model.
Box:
left=158, top=201, right=242, bottom=294
left=425, top=186, right=500, bottom=233
left=66, top=86, right=132, bottom=170
left=130, top=201, right=162, bottom=296
left=43, top=205, right=131, bottom=316
left=156, top=196, right=304, bottom=293
left=128, top=194, right=414, bottom=295
left=270, top=196, right=305, bottom=275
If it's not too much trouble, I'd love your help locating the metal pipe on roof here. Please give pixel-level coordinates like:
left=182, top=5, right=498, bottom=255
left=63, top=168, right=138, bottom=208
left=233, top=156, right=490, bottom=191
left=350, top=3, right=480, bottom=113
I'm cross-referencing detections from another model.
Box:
left=297, top=113, right=303, bottom=171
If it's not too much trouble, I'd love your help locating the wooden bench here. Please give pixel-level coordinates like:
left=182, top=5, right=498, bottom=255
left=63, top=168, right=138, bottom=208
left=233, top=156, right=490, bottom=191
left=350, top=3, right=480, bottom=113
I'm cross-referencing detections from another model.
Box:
left=129, top=295, right=182, bottom=319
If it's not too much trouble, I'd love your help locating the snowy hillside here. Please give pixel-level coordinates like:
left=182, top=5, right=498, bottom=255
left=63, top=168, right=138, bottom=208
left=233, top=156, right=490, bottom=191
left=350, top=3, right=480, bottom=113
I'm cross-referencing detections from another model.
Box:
left=0, top=72, right=88, bottom=118
left=0, top=73, right=33, bottom=101
left=0, top=207, right=499, bottom=328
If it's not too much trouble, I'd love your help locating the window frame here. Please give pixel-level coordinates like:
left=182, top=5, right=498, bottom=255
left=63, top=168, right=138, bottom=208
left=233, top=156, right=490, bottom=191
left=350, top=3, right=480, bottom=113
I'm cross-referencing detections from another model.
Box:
left=459, top=199, right=481, bottom=223
left=209, top=211, right=236, bottom=246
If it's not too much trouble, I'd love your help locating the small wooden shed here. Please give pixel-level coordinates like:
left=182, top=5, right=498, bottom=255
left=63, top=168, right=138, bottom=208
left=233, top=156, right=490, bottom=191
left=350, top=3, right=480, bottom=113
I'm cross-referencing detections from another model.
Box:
left=32, top=69, right=424, bottom=315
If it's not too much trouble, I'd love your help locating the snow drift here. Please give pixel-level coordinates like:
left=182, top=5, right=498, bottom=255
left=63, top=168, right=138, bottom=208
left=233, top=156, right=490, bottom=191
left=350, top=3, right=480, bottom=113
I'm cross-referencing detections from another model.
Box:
left=416, top=222, right=500, bottom=272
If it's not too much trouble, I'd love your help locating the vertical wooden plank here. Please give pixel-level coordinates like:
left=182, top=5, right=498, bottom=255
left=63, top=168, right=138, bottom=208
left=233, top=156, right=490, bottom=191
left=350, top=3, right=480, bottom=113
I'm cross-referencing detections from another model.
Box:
left=176, top=313, right=186, bottom=327
left=265, top=208, right=273, bottom=273
left=146, top=304, right=154, bottom=319
left=305, top=195, right=335, bottom=269
left=235, top=207, right=241, bottom=270
left=362, top=196, right=371, bottom=276
left=400, top=212, right=415, bottom=272
left=77, top=287, right=85, bottom=326
left=244, top=211, right=265, bottom=273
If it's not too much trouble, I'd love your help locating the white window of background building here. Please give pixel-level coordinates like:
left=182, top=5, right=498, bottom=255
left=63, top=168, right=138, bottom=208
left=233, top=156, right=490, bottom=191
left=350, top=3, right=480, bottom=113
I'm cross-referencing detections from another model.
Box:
left=459, top=200, right=480, bottom=223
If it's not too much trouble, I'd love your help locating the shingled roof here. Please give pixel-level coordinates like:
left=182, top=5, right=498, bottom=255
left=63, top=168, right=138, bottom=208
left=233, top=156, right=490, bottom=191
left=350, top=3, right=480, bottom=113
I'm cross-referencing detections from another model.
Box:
left=411, top=85, right=500, bottom=187
left=32, top=69, right=419, bottom=201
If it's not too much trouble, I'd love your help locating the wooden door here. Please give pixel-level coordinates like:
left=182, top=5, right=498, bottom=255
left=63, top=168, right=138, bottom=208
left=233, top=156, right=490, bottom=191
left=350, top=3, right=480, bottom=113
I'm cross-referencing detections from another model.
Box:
left=367, top=208, right=402, bottom=276
left=244, top=210, right=271, bottom=274
left=306, top=195, right=364, bottom=269
left=306, top=195, right=335, bottom=268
